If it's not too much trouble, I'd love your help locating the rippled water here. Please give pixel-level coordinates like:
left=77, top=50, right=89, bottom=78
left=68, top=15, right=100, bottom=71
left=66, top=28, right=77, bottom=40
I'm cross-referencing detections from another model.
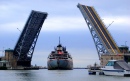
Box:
left=0, top=69, right=130, bottom=81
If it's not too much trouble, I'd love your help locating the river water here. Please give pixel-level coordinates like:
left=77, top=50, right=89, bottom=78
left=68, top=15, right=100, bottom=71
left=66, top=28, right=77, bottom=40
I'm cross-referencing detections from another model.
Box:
left=0, top=69, right=130, bottom=81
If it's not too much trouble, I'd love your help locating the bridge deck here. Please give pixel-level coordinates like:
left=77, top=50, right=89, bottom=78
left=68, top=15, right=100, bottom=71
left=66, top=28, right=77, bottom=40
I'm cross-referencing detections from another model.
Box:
left=13, top=10, right=47, bottom=66
left=78, top=4, right=120, bottom=54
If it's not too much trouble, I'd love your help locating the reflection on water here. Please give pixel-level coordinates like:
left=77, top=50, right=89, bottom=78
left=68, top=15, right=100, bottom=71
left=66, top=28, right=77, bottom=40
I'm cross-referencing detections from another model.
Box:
left=15, top=71, right=36, bottom=81
left=0, top=70, right=38, bottom=81
left=0, top=69, right=130, bottom=81
left=15, top=70, right=38, bottom=81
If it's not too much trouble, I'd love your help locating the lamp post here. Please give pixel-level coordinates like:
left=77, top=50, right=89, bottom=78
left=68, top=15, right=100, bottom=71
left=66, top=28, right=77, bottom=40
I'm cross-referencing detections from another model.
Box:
left=17, top=28, right=21, bottom=32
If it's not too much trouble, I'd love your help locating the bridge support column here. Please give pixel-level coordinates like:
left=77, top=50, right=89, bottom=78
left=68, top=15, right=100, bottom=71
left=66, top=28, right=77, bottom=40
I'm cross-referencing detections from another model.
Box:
left=17, top=61, right=31, bottom=67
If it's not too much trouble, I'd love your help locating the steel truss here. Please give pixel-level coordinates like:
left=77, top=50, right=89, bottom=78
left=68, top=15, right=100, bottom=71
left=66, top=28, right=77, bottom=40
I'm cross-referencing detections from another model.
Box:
left=13, top=10, right=47, bottom=66
left=86, top=19, right=108, bottom=59
left=77, top=4, right=109, bottom=59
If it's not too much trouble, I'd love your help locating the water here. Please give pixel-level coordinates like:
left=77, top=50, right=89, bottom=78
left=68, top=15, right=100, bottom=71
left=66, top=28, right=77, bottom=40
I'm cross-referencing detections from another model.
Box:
left=0, top=69, right=130, bottom=81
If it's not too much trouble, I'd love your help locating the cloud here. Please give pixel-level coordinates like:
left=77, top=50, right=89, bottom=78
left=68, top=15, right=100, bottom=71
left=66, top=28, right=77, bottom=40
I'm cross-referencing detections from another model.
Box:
left=1, top=13, right=129, bottom=34
left=42, top=16, right=89, bottom=32
left=0, top=22, right=24, bottom=32
left=101, top=16, right=130, bottom=32
left=103, top=16, right=130, bottom=25
left=0, top=2, right=25, bottom=18
left=0, top=16, right=89, bottom=33
left=1, top=0, right=129, bottom=33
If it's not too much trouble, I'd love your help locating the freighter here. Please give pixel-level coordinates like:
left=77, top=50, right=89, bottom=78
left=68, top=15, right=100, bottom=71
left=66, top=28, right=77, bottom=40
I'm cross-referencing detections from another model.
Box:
left=47, top=38, right=73, bottom=70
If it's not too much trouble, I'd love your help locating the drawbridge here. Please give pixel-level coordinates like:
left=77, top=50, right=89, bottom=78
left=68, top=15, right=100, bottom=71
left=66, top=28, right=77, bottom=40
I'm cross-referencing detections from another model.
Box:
left=77, top=4, right=121, bottom=59
left=13, top=10, right=47, bottom=67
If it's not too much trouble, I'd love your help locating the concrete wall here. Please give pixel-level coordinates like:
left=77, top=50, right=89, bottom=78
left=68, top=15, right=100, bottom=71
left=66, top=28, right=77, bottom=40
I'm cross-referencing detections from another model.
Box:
left=100, top=54, right=124, bottom=67
left=5, top=49, right=17, bottom=68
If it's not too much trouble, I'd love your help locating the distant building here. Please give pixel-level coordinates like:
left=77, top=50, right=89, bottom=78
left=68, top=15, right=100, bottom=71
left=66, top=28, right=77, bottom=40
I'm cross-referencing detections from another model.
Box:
left=119, top=46, right=129, bottom=53
left=0, top=56, right=5, bottom=61
left=4, top=48, right=17, bottom=68
left=0, top=60, right=10, bottom=68
left=100, top=54, right=124, bottom=67
left=100, top=46, right=130, bottom=67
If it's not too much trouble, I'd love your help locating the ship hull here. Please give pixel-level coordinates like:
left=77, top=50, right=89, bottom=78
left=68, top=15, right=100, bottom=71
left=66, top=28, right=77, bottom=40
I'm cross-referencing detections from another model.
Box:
left=47, top=59, right=73, bottom=70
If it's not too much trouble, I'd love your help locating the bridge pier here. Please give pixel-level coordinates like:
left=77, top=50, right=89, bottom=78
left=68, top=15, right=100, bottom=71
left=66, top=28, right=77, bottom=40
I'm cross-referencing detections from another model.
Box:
left=17, top=61, right=31, bottom=67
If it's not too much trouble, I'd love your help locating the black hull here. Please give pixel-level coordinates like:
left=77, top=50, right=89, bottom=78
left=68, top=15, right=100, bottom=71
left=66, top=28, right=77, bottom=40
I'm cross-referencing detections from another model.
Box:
left=47, top=59, right=73, bottom=70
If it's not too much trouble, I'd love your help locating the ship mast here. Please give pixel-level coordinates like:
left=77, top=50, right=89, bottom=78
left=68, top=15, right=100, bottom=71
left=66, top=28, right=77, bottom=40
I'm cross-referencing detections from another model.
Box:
left=59, top=37, right=61, bottom=44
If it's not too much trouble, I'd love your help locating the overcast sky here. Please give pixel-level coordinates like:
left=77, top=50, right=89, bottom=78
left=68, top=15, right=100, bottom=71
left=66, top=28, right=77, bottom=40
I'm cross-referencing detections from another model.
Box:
left=0, top=0, right=130, bottom=67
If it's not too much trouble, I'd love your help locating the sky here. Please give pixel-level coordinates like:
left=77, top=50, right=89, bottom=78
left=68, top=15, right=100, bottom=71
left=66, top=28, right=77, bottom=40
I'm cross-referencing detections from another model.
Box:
left=0, top=0, right=130, bottom=67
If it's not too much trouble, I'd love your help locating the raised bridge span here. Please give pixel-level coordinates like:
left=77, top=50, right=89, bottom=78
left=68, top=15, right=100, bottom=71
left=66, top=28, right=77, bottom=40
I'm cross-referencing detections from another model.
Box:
left=13, top=10, right=47, bottom=67
left=77, top=4, right=121, bottom=58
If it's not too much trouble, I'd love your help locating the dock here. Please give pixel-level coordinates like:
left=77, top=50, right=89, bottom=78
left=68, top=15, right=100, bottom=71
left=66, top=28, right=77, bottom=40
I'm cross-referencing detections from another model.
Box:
left=87, top=63, right=104, bottom=75
left=88, top=69, right=104, bottom=75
